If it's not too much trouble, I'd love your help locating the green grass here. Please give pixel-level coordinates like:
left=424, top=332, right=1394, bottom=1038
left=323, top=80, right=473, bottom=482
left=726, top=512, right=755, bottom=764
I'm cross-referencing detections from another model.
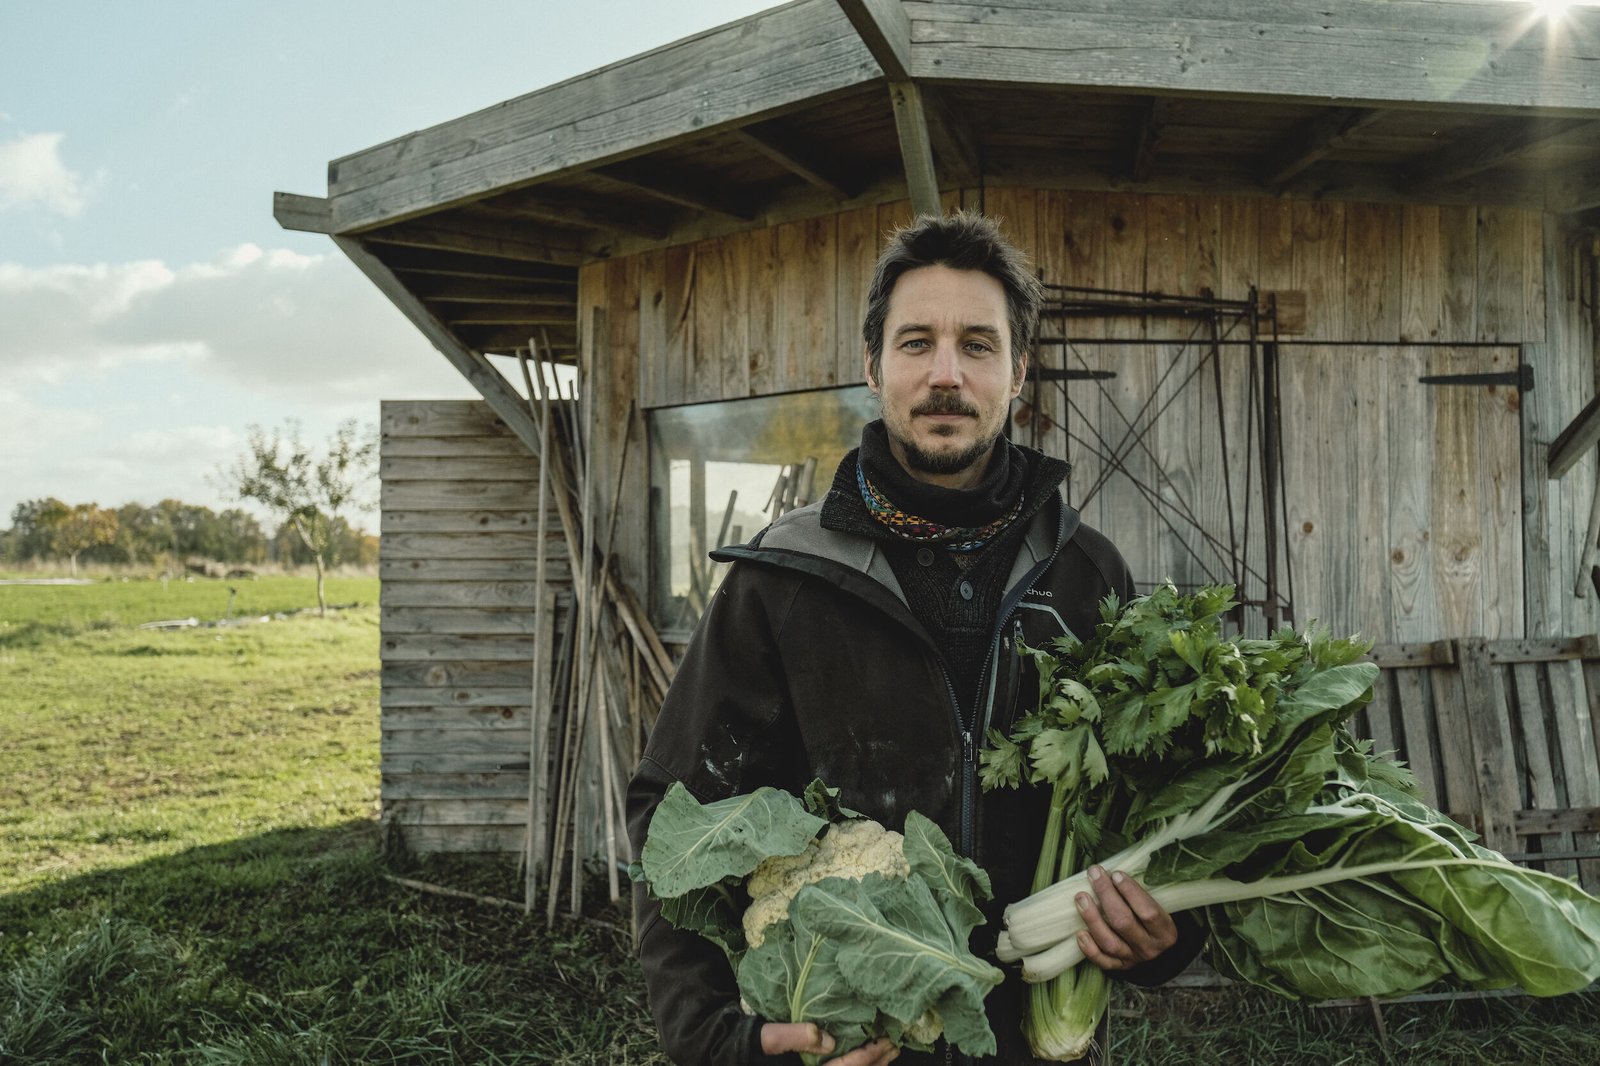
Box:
left=1112, top=985, right=1600, bottom=1065
left=0, top=573, right=378, bottom=648
left=1, top=585, right=378, bottom=890
left=0, top=829, right=661, bottom=1065
left=0, top=579, right=660, bottom=1064
left=1, top=578, right=1596, bottom=1063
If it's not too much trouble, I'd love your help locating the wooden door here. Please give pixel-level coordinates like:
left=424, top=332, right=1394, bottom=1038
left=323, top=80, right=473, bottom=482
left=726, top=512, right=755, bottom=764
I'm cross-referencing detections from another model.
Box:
left=1019, top=344, right=1524, bottom=643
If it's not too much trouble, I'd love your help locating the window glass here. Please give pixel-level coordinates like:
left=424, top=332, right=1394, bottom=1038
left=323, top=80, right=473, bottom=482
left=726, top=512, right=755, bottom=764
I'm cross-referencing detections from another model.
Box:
left=649, top=386, right=878, bottom=638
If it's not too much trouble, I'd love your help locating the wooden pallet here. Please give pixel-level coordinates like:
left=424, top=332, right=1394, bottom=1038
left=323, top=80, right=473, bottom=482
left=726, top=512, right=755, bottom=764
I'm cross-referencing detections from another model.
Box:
left=1360, top=634, right=1600, bottom=891
left=1163, top=633, right=1600, bottom=995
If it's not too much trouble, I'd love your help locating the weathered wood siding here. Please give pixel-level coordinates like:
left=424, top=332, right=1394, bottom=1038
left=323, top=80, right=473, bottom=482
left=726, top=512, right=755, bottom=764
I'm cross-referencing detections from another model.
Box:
left=380, top=400, right=571, bottom=853
left=582, top=188, right=1599, bottom=647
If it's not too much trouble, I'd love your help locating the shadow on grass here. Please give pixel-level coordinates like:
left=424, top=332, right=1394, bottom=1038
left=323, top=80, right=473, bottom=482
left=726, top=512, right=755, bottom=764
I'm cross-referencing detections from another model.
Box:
left=0, top=821, right=662, bottom=1066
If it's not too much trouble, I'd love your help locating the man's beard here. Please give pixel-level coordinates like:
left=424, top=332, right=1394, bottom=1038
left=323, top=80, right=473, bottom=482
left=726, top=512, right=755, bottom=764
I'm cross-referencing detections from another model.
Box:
left=885, top=391, right=1003, bottom=475
left=898, top=432, right=1001, bottom=475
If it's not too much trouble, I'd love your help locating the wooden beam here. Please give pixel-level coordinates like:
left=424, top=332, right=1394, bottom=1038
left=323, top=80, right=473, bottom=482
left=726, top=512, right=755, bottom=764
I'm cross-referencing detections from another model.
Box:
left=910, top=1, right=1600, bottom=116
left=333, top=236, right=545, bottom=451
left=479, top=190, right=671, bottom=240
left=729, top=127, right=855, bottom=200
left=835, top=0, right=911, bottom=80
left=1549, top=167, right=1600, bottom=215
left=326, top=0, right=874, bottom=232
left=921, top=86, right=981, bottom=189
left=1263, top=108, right=1385, bottom=189
left=409, top=278, right=578, bottom=305
left=1128, top=98, right=1172, bottom=183
left=889, top=79, right=941, bottom=218
left=1548, top=391, right=1600, bottom=481
left=1406, top=117, right=1600, bottom=192
left=366, top=218, right=586, bottom=267
left=458, top=324, right=578, bottom=353
left=443, top=305, right=577, bottom=328
left=382, top=246, right=578, bottom=284
left=588, top=168, right=756, bottom=222
left=272, top=191, right=332, bottom=233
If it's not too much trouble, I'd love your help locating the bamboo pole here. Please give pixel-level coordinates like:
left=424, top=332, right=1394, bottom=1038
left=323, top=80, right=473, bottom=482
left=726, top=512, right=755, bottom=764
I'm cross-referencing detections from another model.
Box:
left=570, top=333, right=599, bottom=918
left=519, top=348, right=556, bottom=914
left=550, top=376, right=594, bottom=925
left=581, top=403, right=634, bottom=903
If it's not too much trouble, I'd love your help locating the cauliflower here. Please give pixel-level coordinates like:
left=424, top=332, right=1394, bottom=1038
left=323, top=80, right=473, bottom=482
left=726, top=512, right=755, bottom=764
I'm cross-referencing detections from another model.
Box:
left=742, top=818, right=910, bottom=948
left=637, top=781, right=1002, bottom=1059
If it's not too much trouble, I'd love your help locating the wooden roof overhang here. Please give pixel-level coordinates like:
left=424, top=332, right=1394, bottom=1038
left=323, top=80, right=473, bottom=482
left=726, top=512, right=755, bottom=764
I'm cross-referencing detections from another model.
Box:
left=275, top=0, right=1600, bottom=442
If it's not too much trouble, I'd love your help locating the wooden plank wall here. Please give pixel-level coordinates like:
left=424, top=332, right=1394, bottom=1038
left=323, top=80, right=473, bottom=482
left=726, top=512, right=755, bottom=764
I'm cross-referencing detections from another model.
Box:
left=579, top=188, right=1600, bottom=646
left=380, top=400, right=572, bottom=853
left=1528, top=222, right=1600, bottom=640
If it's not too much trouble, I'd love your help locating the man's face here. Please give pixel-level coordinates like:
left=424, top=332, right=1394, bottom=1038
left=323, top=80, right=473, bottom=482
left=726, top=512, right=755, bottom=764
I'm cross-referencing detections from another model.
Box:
left=867, top=265, right=1026, bottom=489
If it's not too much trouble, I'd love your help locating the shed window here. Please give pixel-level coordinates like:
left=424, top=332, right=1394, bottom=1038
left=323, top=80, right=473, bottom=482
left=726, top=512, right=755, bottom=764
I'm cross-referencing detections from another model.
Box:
left=649, top=386, right=878, bottom=640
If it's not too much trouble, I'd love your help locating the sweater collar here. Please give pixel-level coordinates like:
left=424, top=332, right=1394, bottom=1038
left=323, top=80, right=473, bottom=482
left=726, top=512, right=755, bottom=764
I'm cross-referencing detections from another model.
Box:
left=858, top=419, right=1025, bottom=528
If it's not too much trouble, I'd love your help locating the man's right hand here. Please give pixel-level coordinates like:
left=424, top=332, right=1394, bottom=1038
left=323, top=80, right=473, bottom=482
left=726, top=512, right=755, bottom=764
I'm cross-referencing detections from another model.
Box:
left=760, top=1023, right=900, bottom=1065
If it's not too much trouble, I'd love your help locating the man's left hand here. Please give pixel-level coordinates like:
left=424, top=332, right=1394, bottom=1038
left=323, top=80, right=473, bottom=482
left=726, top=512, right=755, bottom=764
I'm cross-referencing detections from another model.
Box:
left=1074, top=865, right=1179, bottom=970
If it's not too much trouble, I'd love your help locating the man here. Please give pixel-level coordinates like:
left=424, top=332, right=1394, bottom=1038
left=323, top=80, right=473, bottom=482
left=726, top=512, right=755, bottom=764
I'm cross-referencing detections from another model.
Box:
left=627, top=213, right=1200, bottom=1066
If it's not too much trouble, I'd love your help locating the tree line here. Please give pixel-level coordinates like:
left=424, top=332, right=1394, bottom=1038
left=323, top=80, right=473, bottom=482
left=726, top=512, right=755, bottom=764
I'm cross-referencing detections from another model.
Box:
left=0, top=497, right=378, bottom=574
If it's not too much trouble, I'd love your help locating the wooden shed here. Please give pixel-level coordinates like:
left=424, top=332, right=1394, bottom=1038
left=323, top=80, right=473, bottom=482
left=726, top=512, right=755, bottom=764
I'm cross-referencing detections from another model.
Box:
left=276, top=0, right=1600, bottom=877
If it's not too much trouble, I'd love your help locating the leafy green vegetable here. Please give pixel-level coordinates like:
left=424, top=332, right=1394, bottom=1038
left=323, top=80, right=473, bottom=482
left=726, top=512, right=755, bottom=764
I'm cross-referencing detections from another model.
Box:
left=984, top=583, right=1600, bottom=1061
left=635, top=781, right=1002, bottom=1060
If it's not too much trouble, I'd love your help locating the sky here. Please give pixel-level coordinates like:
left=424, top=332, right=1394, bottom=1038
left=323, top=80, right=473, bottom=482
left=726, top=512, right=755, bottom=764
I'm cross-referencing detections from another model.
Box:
left=0, top=0, right=776, bottom=528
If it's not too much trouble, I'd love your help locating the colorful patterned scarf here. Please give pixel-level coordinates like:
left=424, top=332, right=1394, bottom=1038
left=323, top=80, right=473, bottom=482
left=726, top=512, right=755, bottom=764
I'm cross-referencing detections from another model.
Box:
left=857, top=462, right=1024, bottom=553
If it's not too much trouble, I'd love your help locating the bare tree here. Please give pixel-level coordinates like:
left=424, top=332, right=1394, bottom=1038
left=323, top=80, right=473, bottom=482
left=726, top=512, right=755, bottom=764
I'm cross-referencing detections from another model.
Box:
left=216, top=419, right=377, bottom=614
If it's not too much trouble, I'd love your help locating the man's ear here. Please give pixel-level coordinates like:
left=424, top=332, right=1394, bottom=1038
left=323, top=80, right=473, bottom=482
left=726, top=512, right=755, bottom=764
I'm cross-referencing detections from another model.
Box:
left=863, top=347, right=879, bottom=392
left=1012, top=351, right=1030, bottom=397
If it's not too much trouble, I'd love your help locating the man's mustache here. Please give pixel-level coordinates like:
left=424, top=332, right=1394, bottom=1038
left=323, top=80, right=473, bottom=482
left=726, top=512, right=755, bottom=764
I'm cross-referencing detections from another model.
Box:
left=911, top=393, right=978, bottom=418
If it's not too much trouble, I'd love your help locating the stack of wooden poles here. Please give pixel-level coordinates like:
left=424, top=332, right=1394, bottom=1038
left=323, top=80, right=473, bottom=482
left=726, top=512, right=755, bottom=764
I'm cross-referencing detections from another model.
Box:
left=516, top=344, right=675, bottom=925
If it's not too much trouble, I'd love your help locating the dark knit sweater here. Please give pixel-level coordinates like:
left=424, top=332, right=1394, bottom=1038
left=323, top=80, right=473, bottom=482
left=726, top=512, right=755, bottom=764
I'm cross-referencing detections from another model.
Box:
left=820, top=421, right=1071, bottom=719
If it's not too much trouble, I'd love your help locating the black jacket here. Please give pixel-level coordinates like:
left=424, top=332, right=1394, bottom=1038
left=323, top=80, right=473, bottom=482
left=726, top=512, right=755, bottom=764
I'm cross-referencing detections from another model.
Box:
left=627, top=476, right=1193, bottom=1066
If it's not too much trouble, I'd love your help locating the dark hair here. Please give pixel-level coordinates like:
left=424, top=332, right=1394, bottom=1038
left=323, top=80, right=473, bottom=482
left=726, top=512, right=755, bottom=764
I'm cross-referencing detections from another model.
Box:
left=861, top=211, right=1041, bottom=384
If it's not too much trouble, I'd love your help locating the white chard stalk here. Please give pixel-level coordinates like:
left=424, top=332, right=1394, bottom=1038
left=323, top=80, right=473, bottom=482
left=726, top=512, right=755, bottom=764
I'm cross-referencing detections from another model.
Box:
left=1015, top=853, right=1530, bottom=983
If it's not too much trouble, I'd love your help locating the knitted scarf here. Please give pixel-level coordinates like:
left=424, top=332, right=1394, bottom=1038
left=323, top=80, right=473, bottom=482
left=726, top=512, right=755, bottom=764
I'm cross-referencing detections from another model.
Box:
left=856, top=461, right=1024, bottom=553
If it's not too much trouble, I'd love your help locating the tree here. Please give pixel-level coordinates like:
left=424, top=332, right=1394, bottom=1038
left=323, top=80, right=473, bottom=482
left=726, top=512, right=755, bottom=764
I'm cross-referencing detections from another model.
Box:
left=216, top=419, right=378, bottom=614
left=39, top=501, right=119, bottom=576
left=5, top=499, right=62, bottom=562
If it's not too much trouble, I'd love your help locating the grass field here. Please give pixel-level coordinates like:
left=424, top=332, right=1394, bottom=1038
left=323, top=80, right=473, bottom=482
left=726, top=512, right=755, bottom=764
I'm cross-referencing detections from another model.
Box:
left=0, top=572, right=376, bottom=648
left=2, top=577, right=1597, bottom=1063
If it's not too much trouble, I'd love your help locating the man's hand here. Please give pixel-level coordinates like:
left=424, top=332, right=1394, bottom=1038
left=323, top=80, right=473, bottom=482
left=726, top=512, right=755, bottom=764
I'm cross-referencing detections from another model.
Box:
left=761, top=1023, right=899, bottom=1065
left=1074, top=864, right=1179, bottom=971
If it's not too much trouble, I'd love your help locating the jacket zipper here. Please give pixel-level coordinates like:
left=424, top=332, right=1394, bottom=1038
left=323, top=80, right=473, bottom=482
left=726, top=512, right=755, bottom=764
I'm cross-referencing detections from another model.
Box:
left=960, top=552, right=1060, bottom=846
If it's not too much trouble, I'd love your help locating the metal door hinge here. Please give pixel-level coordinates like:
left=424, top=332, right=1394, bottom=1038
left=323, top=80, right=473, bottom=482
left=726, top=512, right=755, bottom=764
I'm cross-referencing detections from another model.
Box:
left=1417, top=364, right=1533, bottom=391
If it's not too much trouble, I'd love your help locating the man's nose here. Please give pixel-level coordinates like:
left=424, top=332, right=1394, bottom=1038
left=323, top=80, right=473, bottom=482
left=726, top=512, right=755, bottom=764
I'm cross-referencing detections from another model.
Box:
left=927, top=341, right=962, bottom=387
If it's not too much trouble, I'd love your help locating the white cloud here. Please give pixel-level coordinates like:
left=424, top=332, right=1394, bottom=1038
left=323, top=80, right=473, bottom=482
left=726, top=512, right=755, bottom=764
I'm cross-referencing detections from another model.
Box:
left=0, top=132, right=90, bottom=217
left=0, top=245, right=478, bottom=520
left=0, top=245, right=472, bottom=402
